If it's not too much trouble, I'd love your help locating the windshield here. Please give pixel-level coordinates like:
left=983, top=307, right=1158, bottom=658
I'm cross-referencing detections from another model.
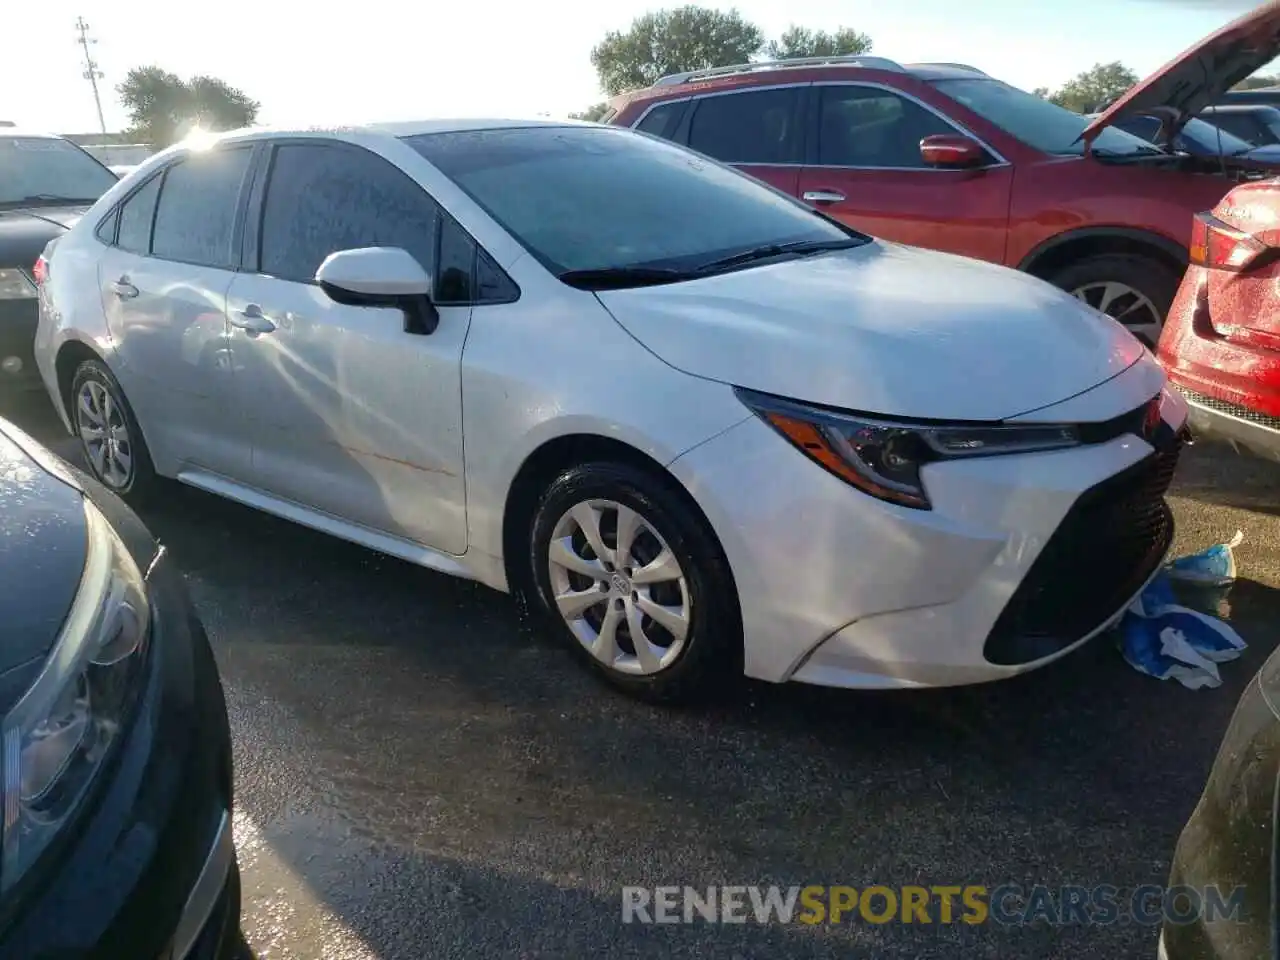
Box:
left=403, top=126, right=859, bottom=276
left=1177, top=117, right=1256, bottom=156
left=0, top=136, right=117, bottom=208
left=931, top=77, right=1160, bottom=157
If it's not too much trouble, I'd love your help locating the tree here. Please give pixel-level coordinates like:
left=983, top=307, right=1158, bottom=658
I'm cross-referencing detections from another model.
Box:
left=765, top=26, right=872, bottom=60
left=590, top=6, right=764, bottom=96
left=117, top=66, right=259, bottom=147
left=1042, top=62, right=1139, bottom=113
left=1030, top=86, right=1051, bottom=100
left=1234, top=74, right=1280, bottom=91
left=569, top=102, right=613, bottom=122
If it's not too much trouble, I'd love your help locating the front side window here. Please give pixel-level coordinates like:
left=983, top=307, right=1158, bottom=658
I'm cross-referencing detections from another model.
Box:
left=259, top=143, right=440, bottom=285
left=0, top=137, right=118, bottom=208
left=150, top=148, right=252, bottom=267
left=931, top=77, right=1160, bottom=158
left=404, top=125, right=857, bottom=276
left=116, top=175, right=162, bottom=254
left=817, top=86, right=956, bottom=167
left=686, top=88, right=799, bottom=164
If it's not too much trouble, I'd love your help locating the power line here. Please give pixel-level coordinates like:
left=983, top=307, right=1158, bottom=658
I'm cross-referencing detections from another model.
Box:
left=74, top=16, right=110, bottom=160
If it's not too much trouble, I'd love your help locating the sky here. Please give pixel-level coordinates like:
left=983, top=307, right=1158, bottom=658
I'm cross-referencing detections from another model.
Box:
left=1, top=0, right=1269, bottom=135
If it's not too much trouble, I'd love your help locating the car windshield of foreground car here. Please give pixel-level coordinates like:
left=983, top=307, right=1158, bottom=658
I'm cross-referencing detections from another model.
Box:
left=930, top=78, right=1163, bottom=158
left=403, top=126, right=867, bottom=288
left=0, top=136, right=118, bottom=208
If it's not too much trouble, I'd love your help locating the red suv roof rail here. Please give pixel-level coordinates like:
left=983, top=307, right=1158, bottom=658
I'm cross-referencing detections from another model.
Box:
left=652, top=54, right=906, bottom=88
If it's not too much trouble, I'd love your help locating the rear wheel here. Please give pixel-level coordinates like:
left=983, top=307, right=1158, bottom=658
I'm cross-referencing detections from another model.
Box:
left=1046, top=253, right=1181, bottom=348
left=526, top=462, right=740, bottom=703
left=70, top=359, right=158, bottom=501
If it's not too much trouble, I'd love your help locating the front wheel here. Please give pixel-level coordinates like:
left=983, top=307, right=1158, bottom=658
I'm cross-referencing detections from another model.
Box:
left=526, top=462, right=740, bottom=703
left=1046, top=253, right=1180, bottom=348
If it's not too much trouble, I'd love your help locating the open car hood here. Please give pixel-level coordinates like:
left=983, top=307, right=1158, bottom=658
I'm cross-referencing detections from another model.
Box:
left=1084, top=1, right=1280, bottom=146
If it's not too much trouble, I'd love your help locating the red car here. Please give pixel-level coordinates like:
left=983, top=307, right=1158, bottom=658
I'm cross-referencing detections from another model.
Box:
left=605, top=2, right=1280, bottom=346
left=1158, top=175, right=1280, bottom=462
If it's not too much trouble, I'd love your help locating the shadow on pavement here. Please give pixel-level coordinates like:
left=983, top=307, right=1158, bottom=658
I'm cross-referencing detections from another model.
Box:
left=3, top=390, right=1278, bottom=958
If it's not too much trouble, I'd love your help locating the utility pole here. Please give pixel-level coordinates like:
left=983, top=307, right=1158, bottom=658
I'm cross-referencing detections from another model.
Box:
left=74, top=16, right=110, bottom=164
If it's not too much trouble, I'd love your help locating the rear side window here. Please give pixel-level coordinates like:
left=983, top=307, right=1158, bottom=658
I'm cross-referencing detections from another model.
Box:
left=259, top=143, right=440, bottom=284
left=116, top=175, right=162, bottom=254
left=634, top=102, right=683, bottom=140
left=687, top=89, right=799, bottom=164
left=151, top=148, right=252, bottom=267
left=1209, top=113, right=1264, bottom=144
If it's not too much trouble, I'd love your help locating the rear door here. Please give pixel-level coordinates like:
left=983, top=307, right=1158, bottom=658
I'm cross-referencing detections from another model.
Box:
left=677, top=87, right=805, bottom=196
left=796, top=83, right=1013, bottom=263
left=96, top=145, right=253, bottom=478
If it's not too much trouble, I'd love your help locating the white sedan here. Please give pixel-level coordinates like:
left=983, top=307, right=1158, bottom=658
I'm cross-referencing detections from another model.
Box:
left=33, top=118, right=1187, bottom=701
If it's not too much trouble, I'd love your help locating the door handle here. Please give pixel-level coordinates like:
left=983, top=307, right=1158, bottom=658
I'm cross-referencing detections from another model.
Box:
left=802, top=190, right=846, bottom=204
left=228, top=304, right=276, bottom=335
left=110, top=277, right=139, bottom=300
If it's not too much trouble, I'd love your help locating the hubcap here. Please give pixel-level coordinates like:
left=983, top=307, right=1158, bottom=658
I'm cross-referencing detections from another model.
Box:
left=1071, top=280, right=1162, bottom=347
left=546, top=499, right=691, bottom=676
left=76, top=380, right=133, bottom=489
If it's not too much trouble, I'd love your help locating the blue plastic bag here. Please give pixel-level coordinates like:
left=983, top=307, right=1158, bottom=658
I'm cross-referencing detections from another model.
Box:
left=1118, top=535, right=1248, bottom=689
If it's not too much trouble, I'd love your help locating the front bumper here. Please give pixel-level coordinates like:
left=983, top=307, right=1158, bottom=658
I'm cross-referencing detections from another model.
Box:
left=667, top=373, right=1186, bottom=689
left=1174, top=386, right=1280, bottom=463
left=0, top=298, right=42, bottom=392
left=0, top=521, right=239, bottom=958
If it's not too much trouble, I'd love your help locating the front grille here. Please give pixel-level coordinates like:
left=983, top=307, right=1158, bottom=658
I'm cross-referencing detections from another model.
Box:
left=1175, top=385, right=1280, bottom=432
left=983, top=439, right=1181, bottom=666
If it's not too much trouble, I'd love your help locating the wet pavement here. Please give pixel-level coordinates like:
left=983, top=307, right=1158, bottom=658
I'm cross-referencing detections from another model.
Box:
left=6, top=392, right=1280, bottom=959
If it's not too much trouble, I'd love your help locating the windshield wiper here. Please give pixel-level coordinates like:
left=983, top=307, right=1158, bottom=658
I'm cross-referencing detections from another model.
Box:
left=696, top=238, right=866, bottom=274
left=558, top=266, right=700, bottom=290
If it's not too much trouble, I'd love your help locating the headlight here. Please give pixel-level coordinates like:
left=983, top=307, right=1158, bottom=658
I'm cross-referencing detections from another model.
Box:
left=0, top=268, right=36, bottom=301
left=1, top=500, right=150, bottom=891
left=737, top=388, right=1080, bottom=510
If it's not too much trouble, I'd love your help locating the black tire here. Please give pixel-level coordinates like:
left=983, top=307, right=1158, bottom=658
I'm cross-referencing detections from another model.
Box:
left=1044, top=253, right=1181, bottom=347
left=69, top=359, right=158, bottom=502
left=525, top=462, right=741, bottom=704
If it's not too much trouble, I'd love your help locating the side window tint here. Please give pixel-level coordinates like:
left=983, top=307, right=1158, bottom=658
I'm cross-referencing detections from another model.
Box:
left=687, top=89, right=798, bottom=164
left=115, top=175, right=162, bottom=254
left=477, top=251, right=518, bottom=303
left=1124, top=116, right=1162, bottom=142
left=260, top=143, right=439, bottom=284
left=94, top=208, right=118, bottom=245
left=436, top=216, right=474, bottom=304
left=817, top=87, right=957, bottom=168
left=634, top=102, right=682, bottom=140
left=151, top=148, right=251, bottom=267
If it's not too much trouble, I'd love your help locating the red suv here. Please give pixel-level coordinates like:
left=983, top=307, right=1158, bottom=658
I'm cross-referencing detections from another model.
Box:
left=606, top=3, right=1280, bottom=346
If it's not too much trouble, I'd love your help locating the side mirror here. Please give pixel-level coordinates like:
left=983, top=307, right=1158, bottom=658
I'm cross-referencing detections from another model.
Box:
left=315, top=247, right=438, bottom=335
left=919, top=134, right=987, bottom=169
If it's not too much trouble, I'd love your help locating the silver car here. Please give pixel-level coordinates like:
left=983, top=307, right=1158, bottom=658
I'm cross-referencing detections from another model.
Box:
left=34, top=119, right=1185, bottom=703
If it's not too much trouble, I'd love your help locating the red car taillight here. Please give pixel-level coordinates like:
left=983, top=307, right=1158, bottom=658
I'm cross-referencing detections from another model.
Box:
left=31, top=255, right=47, bottom=285
left=1189, top=212, right=1273, bottom=272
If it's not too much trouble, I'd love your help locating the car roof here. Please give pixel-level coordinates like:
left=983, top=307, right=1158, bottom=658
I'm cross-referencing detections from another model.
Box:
left=204, top=117, right=590, bottom=147
left=0, top=129, right=62, bottom=140
left=1204, top=102, right=1280, bottom=114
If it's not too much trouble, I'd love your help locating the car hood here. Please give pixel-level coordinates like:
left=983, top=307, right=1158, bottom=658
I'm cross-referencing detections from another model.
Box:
left=0, top=419, right=87, bottom=713
left=594, top=242, right=1145, bottom=421
left=1085, top=1, right=1280, bottom=146
left=0, top=204, right=87, bottom=266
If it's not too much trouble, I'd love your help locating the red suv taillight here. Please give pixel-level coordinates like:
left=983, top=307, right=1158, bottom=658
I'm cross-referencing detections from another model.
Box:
left=1189, top=212, right=1274, bottom=272
left=31, top=255, right=47, bottom=285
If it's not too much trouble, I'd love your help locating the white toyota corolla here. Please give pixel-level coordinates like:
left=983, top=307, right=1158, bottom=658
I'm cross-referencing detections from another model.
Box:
left=33, top=119, right=1188, bottom=701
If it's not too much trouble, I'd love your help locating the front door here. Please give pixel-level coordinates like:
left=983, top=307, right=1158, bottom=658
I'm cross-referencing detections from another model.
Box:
left=798, top=84, right=1013, bottom=264
left=225, top=140, right=471, bottom=554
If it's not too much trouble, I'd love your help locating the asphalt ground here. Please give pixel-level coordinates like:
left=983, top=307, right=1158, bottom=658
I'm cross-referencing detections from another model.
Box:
left=5, top=390, right=1278, bottom=960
